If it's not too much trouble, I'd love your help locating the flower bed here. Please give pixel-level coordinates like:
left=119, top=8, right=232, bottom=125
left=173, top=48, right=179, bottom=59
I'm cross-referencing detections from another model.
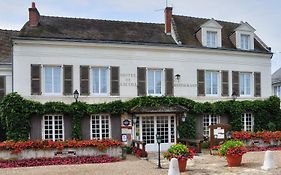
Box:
left=0, top=139, right=124, bottom=160
left=0, top=155, right=120, bottom=168
left=232, top=131, right=281, bottom=142
left=131, top=146, right=147, bottom=158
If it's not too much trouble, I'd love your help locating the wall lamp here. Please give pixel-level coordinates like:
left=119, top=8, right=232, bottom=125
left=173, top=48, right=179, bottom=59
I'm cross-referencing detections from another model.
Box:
left=231, top=92, right=237, bottom=101
left=175, top=74, right=181, bottom=82
left=73, top=90, right=79, bottom=103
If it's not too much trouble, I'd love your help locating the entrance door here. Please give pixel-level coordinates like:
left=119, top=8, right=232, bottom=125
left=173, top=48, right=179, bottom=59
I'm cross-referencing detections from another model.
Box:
left=134, top=114, right=176, bottom=152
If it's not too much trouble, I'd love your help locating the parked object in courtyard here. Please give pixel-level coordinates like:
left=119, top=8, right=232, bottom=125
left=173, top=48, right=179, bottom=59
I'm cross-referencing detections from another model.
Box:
left=219, top=140, right=247, bottom=167
left=261, top=150, right=275, bottom=170
left=163, top=143, right=195, bottom=172
left=168, top=158, right=180, bottom=175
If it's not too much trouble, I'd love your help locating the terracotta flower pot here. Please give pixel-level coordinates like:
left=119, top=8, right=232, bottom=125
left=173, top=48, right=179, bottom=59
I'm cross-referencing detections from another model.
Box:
left=178, top=158, right=187, bottom=172
left=226, top=154, right=242, bottom=167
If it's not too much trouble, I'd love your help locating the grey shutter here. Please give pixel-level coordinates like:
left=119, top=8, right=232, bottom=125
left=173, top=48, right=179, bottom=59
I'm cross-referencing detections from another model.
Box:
left=137, top=67, right=146, bottom=96
left=0, top=76, right=5, bottom=99
left=221, top=71, right=229, bottom=96
left=63, top=65, right=73, bottom=95
left=254, top=72, right=261, bottom=97
left=232, top=71, right=240, bottom=97
left=110, top=66, right=120, bottom=96
left=197, top=70, right=205, bottom=96
left=165, top=68, right=174, bottom=96
left=80, top=66, right=89, bottom=95
left=31, top=64, right=41, bottom=95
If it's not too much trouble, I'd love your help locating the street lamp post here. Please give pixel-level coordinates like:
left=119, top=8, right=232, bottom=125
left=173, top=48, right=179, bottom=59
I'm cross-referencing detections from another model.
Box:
left=156, top=134, right=162, bottom=168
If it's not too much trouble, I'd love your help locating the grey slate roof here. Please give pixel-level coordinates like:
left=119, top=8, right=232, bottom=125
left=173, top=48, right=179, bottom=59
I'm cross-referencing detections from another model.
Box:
left=0, top=29, right=19, bottom=63
left=172, top=15, right=268, bottom=52
left=18, top=15, right=270, bottom=53
left=19, top=16, right=175, bottom=45
left=272, top=67, right=281, bottom=84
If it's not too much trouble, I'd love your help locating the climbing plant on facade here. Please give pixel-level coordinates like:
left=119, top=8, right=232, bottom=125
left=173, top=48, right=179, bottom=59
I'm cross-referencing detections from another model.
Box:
left=0, top=93, right=280, bottom=141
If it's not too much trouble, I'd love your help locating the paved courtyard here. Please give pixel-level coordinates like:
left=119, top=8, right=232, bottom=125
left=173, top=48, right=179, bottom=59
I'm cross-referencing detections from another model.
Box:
left=0, top=151, right=280, bottom=175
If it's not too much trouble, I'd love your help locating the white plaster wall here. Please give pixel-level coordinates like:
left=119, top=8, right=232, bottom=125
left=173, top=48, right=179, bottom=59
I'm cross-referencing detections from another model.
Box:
left=13, top=40, right=271, bottom=103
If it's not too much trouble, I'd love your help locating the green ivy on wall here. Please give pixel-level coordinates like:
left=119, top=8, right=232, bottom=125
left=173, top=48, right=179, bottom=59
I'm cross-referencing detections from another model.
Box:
left=0, top=93, right=280, bottom=141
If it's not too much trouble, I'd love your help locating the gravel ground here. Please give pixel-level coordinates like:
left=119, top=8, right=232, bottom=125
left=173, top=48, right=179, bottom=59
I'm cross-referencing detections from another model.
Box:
left=0, top=151, right=281, bottom=175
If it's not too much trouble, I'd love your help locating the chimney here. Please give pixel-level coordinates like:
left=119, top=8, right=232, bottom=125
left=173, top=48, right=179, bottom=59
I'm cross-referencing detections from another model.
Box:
left=164, top=7, right=172, bottom=34
left=29, top=2, right=40, bottom=27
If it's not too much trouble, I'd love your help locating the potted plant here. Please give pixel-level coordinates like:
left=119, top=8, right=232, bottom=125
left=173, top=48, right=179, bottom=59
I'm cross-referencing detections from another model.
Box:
left=163, top=143, right=194, bottom=172
left=219, top=140, right=247, bottom=167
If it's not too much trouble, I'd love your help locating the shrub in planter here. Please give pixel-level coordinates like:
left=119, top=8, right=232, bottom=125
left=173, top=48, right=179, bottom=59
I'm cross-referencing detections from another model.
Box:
left=219, top=140, right=247, bottom=167
left=163, top=143, right=195, bottom=172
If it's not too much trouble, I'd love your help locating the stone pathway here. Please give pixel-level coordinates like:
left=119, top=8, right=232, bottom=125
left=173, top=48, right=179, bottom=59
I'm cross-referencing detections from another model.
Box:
left=0, top=150, right=280, bottom=175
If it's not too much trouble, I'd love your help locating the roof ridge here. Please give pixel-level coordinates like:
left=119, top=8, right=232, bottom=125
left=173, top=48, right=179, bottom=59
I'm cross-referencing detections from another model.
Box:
left=40, top=15, right=164, bottom=25
left=0, top=29, right=19, bottom=32
left=172, top=14, right=240, bottom=25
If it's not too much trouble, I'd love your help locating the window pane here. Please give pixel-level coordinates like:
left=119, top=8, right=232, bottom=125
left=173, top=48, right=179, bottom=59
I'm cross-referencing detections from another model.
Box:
left=207, top=31, right=217, bottom=47
left=205, top=71, right=211, bottom=94
left=240, top=73, right=251, bottom=95
left=100, top=68, right=108, bottom=93
left=148, top=70, right=154, bottom=94
left=241, top=34, right=250, bottom=50
left=212, top=72, right=218, bottom=94
left=44, top=67, right=52, bottom=93
left=92, top=68, right=99, bottom=93
left=155, top=71, right=161, bottom=94
left=53, top=67, right=61, bottom=93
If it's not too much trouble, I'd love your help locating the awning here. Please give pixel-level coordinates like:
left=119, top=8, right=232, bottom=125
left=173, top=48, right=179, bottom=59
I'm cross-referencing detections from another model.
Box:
left=130, top=105, right=189, bottom=114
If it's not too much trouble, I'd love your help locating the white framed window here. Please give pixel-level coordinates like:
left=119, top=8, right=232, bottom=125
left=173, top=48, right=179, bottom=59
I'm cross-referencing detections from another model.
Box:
left=91, top=67, right=109, bottom=95
left=43, top=66, right=62, bottom=94
left=147, top=69, right=162, bottom=95
left=203, top=114, right=220, bottom=136
left=241, top=113, right=254, bottom=132
left=205, top=71, right=219, bottom=95
left=42, top=115, right=64, bottom=141
left=206, top=31, right=217, bottom=48
left=240, top=72, right=251, bottom=96
left=240, top=34, right=250, bottom=50
left=273, top=85, right=281, bottom=97
left=90, top=114, right=111, bottom=139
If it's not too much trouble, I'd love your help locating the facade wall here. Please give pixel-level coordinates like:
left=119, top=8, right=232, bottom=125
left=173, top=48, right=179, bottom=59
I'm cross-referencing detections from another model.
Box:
left=13, top=40, right=272, bottom=104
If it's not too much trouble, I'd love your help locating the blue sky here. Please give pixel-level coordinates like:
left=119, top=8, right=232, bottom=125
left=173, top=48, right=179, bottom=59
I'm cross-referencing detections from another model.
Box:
left=1, top=0, right=281, bottom=73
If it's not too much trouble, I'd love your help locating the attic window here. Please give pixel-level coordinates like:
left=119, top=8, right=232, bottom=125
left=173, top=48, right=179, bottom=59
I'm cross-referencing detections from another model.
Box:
left=240, top=34, right=250, bottom=50
left=206, top=31, right=217, bottom=48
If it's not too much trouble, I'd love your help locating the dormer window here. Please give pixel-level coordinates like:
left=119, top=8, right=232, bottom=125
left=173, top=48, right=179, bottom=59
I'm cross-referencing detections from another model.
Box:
left=230, top=22, right=256, bottom=51
left=196, top=19, right=222, bottom=48
left=240, top=34, right=250, bottom=50
left=206, top=31, right=218, bottom=48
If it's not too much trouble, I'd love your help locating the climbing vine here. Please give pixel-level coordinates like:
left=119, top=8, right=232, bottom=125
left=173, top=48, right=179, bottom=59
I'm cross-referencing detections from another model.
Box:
left=0, top=93, right=280, bottom=141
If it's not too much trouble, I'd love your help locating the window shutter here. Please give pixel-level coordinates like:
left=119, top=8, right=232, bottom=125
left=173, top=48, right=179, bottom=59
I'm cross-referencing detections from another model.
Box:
left=254, top=72, right=261, bottom=97
left=110, top=66, right=120, bottom=96
left=165, top=68, right=174, bottom=96
left=80, top=66, right=89, bottom=95
left=31, top=64, right=41, bottom=95
left=221, top=71, right=229, bottom=96
left=137, top=67, right=146, bottom=96
left=63, top=65, right=73, bottom=95
left=232, top=71, right=240, bottom=97
left=0, top=76, right=5, bottom=99
left=197, top=69, right=205, bottom=96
